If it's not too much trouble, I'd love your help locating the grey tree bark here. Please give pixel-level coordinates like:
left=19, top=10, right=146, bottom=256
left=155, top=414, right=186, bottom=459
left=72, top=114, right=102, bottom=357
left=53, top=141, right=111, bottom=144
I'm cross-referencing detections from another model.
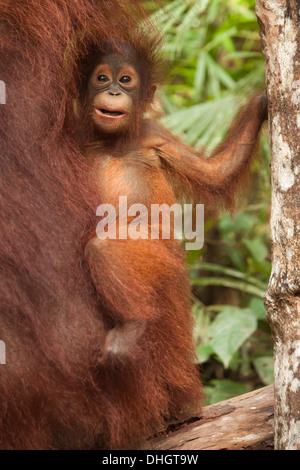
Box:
left=255, top=0, right=300, bottom=450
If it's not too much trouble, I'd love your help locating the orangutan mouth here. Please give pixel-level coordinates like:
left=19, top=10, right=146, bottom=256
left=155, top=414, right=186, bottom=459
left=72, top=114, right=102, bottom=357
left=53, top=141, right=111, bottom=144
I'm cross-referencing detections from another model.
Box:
left=95, top=108, right=125, bottom=118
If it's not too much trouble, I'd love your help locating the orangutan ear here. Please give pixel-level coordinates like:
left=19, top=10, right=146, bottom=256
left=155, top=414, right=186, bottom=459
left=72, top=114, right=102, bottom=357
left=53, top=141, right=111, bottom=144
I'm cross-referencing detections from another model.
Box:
left=148, top=85, right=157, bottom=102
left=73, top=98, right=81, bottom=117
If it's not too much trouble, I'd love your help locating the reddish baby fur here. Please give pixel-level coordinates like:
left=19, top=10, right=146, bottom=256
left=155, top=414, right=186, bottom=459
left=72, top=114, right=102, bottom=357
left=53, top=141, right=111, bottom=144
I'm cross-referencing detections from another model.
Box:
left=0, top=0, right=267, bottom=450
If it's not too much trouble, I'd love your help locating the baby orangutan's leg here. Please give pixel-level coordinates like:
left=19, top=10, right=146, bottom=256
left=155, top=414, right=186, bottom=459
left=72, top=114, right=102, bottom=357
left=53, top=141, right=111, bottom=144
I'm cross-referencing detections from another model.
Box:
left=84, top=234, right=185, bottom=363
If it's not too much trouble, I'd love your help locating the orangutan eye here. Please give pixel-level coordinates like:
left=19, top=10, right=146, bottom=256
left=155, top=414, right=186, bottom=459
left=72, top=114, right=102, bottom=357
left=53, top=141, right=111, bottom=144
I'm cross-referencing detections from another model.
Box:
left=119, top=76, right=132, bottom=84
left=97, top=75, right=109, bottom=83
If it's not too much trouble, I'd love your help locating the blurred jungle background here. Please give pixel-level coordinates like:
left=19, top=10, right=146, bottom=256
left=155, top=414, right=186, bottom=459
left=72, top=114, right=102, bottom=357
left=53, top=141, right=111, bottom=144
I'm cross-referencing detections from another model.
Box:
left=148, top=0, right=272, bottom=404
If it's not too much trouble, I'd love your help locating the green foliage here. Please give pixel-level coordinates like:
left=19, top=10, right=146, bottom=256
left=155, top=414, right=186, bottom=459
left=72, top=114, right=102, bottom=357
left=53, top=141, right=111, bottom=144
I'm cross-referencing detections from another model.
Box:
left=154, top=0, right=266, bottom=148
left=205, top=379, right=248, bottom=405
left=196, top=305, right=258, bottom=368
left=149, top=0, right=273, bottom=404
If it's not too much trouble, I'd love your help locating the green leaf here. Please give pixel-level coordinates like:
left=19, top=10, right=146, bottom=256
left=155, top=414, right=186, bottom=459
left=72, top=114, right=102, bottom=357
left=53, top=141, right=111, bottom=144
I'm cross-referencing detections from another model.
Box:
left=190, top=277, right=265, bottom=298
left=204, top=379, right=248, bottom=405
left=175, top=0, right=210, bottom=47
left=218, top=213, right=257, bottom=233
left=196, top=344, right=214, bottom=363
left=208, top=307, right=257, bottom=367
left=203, top=27, right=237, bottom=52
left=248, top=297, right=266, bottom=320
left=227, top=51, right=262, bottom=59
left=192, top=302, right=212, bottom=350
left=194, top=51, right=207, bottom=101
left=243, top=238, right=268, bottom=263
left=253, top=356, right=274, bottom=385
left=189, top=262, right=267, bottom=290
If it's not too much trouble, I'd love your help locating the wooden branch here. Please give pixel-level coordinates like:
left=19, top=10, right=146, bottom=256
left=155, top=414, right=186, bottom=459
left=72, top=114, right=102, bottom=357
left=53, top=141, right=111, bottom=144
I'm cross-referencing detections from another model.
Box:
left=144, top=385, right=274, bottom=450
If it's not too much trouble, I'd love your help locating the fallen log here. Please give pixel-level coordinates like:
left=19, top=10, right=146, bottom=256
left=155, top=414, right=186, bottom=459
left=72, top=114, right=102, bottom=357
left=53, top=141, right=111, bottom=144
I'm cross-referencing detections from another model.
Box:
left=145, top=384, right=274, bottom=450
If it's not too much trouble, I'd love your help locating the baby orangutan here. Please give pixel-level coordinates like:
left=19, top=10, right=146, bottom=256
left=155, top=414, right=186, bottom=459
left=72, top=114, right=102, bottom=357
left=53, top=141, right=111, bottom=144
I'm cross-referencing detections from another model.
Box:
left=81, top=41, right=268, bottom=370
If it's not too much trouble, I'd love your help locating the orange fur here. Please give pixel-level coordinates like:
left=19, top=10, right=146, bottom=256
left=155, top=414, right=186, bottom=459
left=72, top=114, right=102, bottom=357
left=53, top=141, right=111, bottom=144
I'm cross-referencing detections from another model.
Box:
left=0, top=0, right=266, bottom=450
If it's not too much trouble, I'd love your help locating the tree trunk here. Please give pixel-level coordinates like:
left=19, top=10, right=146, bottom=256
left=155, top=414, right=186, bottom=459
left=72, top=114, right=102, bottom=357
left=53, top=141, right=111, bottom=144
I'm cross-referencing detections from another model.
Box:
left=255, top=0, right=300, bottom=450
